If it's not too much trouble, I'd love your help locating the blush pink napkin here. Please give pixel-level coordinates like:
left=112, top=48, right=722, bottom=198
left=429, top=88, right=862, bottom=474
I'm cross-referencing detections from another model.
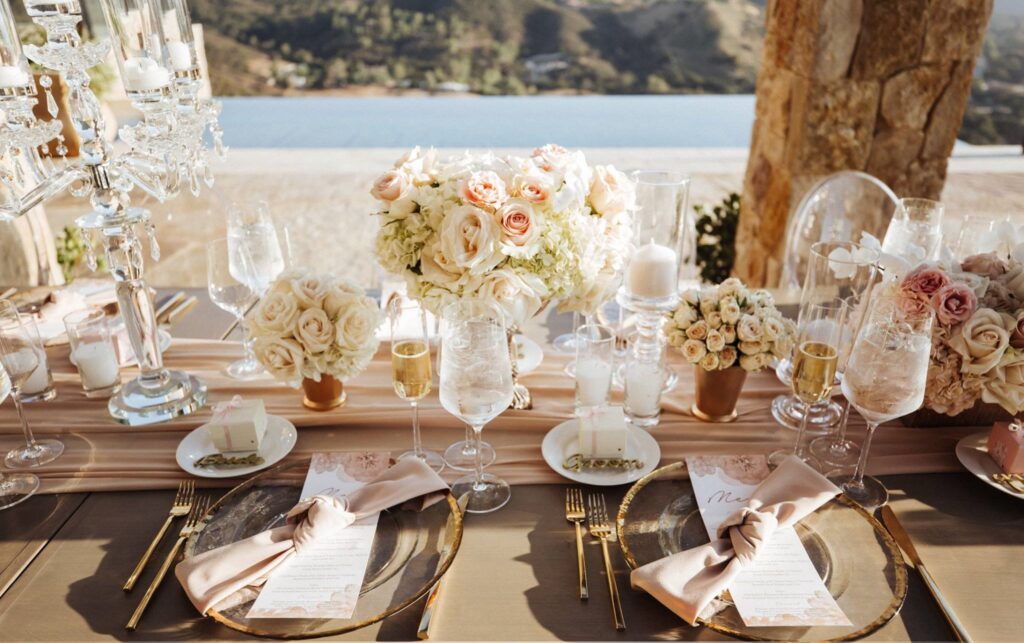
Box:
left=175, top=457, right=449, bottom=615
left=629, top=456, right=840, bottom=625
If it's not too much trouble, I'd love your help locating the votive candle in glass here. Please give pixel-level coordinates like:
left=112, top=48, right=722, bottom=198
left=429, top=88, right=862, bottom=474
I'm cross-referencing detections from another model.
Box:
left=574, top=324, right=614, bottom=414
left=64, top=308, right=121, bottom=397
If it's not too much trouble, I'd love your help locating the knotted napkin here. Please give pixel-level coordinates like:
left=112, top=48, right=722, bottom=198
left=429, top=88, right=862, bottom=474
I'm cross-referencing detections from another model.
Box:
left=630, top=456, right=840, bottom=625
left=175, top=457, right=449, bottom=614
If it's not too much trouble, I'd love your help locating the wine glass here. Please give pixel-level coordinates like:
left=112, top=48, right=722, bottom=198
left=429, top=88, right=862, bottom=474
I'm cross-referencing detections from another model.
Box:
left=0, top=300, right=64, bottom=469
left=389, top=296, right=444, bottom=473
left=838, top=303, right=933, bottom=509
left=0, top=363, right=40, bottom=510
left=882, top=197, right=944, bottom=261
left=439, top=300, right=514, bottom=513
left=227, top=200, right=287, bottom=296
left=441, top=314, right=497, bottom=473
left=769, top=301, right=845, bottom=469
left=207, top=238, right=262, bottom=380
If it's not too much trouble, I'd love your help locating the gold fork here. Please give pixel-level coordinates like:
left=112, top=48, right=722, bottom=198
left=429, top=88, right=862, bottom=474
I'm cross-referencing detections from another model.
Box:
left=586, top=493, right=625, bottom=631
left=124, top=480, right=195, bottom=591
left=565, top=488, right=588, bottom=600
left=993, top=473, right=1024, bottom=493
left=126, top=496, right=209, bottom=631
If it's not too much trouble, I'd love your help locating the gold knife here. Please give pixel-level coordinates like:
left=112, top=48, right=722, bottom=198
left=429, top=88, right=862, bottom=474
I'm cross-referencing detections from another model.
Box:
left=164, top=296, right=197, bottom=327
left=881, top=506, right=972, bottom=642
left=153, top=291, right=185, bottom=325
left=416, top=494, right=468, bottom=640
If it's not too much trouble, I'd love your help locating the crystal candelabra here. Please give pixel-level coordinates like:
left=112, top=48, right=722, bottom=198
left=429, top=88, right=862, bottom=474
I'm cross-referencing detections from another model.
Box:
left=0, top=0, right=225, bottom=424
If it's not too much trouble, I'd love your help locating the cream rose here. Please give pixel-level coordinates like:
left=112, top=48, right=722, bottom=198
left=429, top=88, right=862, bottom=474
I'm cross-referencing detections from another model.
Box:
left=738, top=340, right=764, bottom=356
left=475, top=269, right=547, bottom=327
left=949, top=308, right=1013, bottom=375
left=589, top=165, right=633, bottom=217
left=721, top=324, right=737, bottom=344
left=982, top=350, right=1024, bottom=414
left=254, top=337, right=304, bottom=385
left=459, top=171, right=507, bottom=210
left=706, top=329, right=726, bottom=352
left=419, top=239, right=464, bottom=286
left=672, top=303, right=697, bottom=330
left=250, top=290, right=299, bottom=336
left=496, top=199, right=540, bottom=250
left=719, top=346, right=739, bottom=369
left=720, top=297, right=741, bottom=325
left=323, top=279, right=363, bottom=318
left=335, top=298, right=382, bottom=353
left=370, top=170, right=409, bottom=202
left=686, top=320, right=709, bottom=341
left=531, top=143, right=570, bottom=172
left=763, top=316, right=784, bottom=341
left=737, top=314, right=763, bottom=343
left=706, top=311, right=723, bottom=330
left=291, top=274, right=328, bottom=309
left=681, top=338, right=707, bottom=363
left=699, top=351, right=720, bottom=371
left=440, top=204, right=504, bottom=275
left=718, top=278, right=745, bottom=299
left=739, top=353, right=766, bottom=372
left=295, top=308, right=334, bottom=354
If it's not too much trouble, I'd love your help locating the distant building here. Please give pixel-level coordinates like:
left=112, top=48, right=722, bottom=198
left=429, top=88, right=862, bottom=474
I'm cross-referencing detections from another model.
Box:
left=524, top=53, right=570, bottom=84
left=436, top=81, right=470, bottom=93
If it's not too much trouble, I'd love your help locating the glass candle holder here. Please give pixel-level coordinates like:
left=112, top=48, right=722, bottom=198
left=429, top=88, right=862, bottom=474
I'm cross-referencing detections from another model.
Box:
left=100, top=0, right=172, bottom=98
left=64, top=308, right=121, bottom=397
left=622, top=170, right=690, bottom=306
left=0, top=1, right=33, bottom=93
left=17, top=319, right=55, bottom=403
left=153, top=0, right=199, bottom=79
left=574, top=323, right=614, bottom=415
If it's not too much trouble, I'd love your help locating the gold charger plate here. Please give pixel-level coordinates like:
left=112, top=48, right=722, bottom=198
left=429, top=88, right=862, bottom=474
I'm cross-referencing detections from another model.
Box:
left=616, top=462, right=908, bottom=641
left=183, top=459, right=463, bottom=639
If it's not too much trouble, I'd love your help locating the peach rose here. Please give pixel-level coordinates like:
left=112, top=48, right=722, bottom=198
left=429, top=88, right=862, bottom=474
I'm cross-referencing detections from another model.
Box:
left=512, top=173, right=553, bottom=204
left=699, top=351, right=720, bottom=371
left=686, top=320, right=709, bottom=341
left=370, top=170, right=409, bottom=202
left=681, top=338, right=707, bottom=363
left=496, top=199, right=540, bottom=249
left=719, top=346, right=738, bottom=369
left=706, top=329, right=726, bottom=352
left=459, top=171, right=507, bottom=210
left=949, top=308, right=1013, bottom=375
left=531, top=143, right=569, bottom=171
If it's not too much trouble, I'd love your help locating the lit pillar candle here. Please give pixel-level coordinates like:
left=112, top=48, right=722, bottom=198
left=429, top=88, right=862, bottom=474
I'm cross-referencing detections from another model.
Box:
left=122, top=57, right=170, bottom=92
left=626, top=242, right=678, bottom=299
left=624, top=360, right=663, bottom=418
left=575, top=357, right=612, bottom=409
left=71, top=342, right=121, bottom=390
left=166, top=42, right=193, bottom=72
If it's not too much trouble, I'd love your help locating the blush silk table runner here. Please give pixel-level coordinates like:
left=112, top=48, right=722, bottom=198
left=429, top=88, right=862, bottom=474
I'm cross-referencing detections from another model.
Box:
left=0, top=337, right=984, bottom=494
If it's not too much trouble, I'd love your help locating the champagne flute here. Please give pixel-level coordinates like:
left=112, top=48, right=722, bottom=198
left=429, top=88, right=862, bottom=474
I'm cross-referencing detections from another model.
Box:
left=389, top=296, right=444, bottom=473
left=769, top=301, right=845, bottom=469
left=0, top=300, right=64, bottom=469
left=439, top=300, right=513, bottom=513
left=0, top=364, right=40, bottom=510
left=838, top=304, right=933, bottom=509
left=207, top=239, right=262, bottom=380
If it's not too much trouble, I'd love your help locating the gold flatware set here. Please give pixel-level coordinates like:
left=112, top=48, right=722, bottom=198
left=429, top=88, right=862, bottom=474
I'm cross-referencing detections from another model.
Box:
left=563, top=487, right=626, bottom=631
left=992, top=472, right=1024, bottom=493
left=564, top=487, right=588, bottom=601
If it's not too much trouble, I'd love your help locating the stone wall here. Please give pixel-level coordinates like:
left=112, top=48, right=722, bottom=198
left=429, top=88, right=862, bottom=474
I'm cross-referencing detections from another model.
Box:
left=735, top=0, right=994, bottom=286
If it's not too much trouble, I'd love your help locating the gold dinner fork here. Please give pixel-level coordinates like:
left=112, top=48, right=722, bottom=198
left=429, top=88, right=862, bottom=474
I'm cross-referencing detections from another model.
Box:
left=565, top=488, right=588, bottom=600
left=993, top=473, right=1024, bottom=493
left=586, top=493, right=625, bottom=631
left=126, top=496, right=209, bottom=631
left=124, top=480, right=195, bottom=591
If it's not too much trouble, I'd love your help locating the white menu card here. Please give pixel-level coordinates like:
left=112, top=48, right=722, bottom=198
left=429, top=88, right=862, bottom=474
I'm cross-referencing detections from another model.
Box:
left=685, top=455, right=850, bottom=627
left=247, top=452, right=392, bottom=619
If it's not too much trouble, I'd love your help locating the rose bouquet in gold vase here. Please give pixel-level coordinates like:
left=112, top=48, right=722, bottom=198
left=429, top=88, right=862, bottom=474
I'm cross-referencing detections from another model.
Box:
left=667, top=277, right=795, bottom=422
left=248, top=270, right=382, bottom=410
left=895, top=253, right=1024, bottom=425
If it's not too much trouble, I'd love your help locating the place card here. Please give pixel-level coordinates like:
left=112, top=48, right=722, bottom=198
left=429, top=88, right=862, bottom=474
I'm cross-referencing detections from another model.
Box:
left=246, top=452, right=391, bottom=619
left=685, top=455, right=851, bottom=627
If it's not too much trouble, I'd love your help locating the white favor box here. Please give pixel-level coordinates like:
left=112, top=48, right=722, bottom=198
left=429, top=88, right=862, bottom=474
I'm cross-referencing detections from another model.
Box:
left=578, top=406, right=627, bottom=459
left=205, top=399, right=267, bottom=453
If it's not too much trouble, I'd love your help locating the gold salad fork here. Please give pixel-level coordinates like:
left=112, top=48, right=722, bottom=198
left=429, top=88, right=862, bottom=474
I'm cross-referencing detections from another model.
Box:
left=124, top=480, right=195, bottom=591
left=993, top=473, right=1024, bottom=493
left=126, top=496, right=209, bottom=631
left=565, top=488, right=589, bottom=600
left=586, top=493, right=625, bottom=631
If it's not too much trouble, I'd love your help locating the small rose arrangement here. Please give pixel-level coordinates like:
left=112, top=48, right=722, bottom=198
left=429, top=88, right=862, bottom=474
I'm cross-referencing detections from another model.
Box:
left=371, top=145, right=634, bottom=327
left=893, top=253, right=1024, bottom=416
left=248, top=269, right=382, bottom=387
left=667, top=277, right=795, bottom=372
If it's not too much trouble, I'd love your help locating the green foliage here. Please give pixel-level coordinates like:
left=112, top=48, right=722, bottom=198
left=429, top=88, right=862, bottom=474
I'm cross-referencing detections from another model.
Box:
left=693, top=192, right=740, bottom=285
left=55, top=226, right=104, bottom=283
left=961, top=17, right=1024, bottom=146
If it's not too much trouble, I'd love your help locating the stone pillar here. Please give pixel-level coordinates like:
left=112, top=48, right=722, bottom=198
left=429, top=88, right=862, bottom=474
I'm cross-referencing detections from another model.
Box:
left=735, top=0, right=993, bottom=286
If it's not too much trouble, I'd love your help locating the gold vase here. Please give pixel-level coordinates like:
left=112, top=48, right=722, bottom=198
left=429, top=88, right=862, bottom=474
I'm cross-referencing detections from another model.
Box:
left=692, top=366, right=747, bottom=423
left=302, top=374, right=346, bottom=411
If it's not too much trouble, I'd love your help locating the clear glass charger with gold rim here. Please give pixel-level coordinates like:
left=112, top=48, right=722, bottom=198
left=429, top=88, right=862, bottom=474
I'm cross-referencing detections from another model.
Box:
left=183, top=458, right=463, bottom=639
left=616, top=461, right=907, bottom=642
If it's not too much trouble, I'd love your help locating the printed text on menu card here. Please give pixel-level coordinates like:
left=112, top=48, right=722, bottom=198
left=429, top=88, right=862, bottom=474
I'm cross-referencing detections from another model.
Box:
left=685, top=455, right=850, bottom=627
left=247, top=452, right=391, bottom=619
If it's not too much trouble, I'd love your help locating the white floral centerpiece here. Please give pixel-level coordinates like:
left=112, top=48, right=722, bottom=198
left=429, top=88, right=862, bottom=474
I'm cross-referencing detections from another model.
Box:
left=667, top=277, right=795, bottom=372
left=248, top=269, right=382, bottom=388
left=371, top=144, right=634, bottom=327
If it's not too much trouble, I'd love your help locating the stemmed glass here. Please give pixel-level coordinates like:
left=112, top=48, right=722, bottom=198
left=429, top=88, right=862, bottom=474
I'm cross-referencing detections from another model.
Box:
left=0, top=301, right=64, bottom=469
left=388, top=296, right=444, bottom=473
left=769, top=301, right=845, bottom=469
left=0, top=364, right=40, bottom=510
left=227, top=201, right=288, bottom=296
left=439, top=300, right=514, bottom=513
left=838, top=303, right=933, bottom=509
left=882, top=197, right=944, bottom=261
left=207, top=238, right=262, bottom=380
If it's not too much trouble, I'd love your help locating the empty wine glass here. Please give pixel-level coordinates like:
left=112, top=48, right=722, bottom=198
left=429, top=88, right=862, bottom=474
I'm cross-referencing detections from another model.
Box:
left=207, top=238, right=262, bottom=380
left=839, top=303, right=933, bottom=509
left=0, top=300, right=64, bottom=469
left=227, top=200, right=287, bottom=296
left=769, top=301, right=846, bottom=469
left=0, top=364, right=40, bottom=510
left=389, top=296, right=444, bottom=473
left=439, top=300, right=514, bottom=513
left=882, top=197, right=944, bottom=261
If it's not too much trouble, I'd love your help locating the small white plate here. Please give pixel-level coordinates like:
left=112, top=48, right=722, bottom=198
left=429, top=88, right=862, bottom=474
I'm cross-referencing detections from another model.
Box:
left=542, top=418, right=660, bottom=486
left=955, top=431, right=1024, bottom=500
left=176, top=414, right=298, bottom=479
left=515, top=334, right=543, bottom=375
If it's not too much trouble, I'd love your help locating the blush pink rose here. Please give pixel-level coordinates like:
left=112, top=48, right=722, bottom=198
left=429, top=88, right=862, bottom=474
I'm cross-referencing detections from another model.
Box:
left=459, top=171, right=507, bottom=210
left=900, top=264, right=951, bottom=299
left=932, top=282, right=977, bottom=326
left=895, top=290, right=934, bottom=321
left=370, top=170, right=408, bottom=202
left=513, top=174, right=552, bottom=204
left=496, top=199, right=539, bottom=247
left=961, top=252, right=1007, bottom=278
left=531, top=143, right=569, bottom=171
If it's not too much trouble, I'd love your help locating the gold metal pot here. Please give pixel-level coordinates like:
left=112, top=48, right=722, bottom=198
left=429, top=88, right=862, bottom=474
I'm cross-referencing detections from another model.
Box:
left=301, top=374, right=346, bottom=411
left=692, top=366, right=747, bottom=423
